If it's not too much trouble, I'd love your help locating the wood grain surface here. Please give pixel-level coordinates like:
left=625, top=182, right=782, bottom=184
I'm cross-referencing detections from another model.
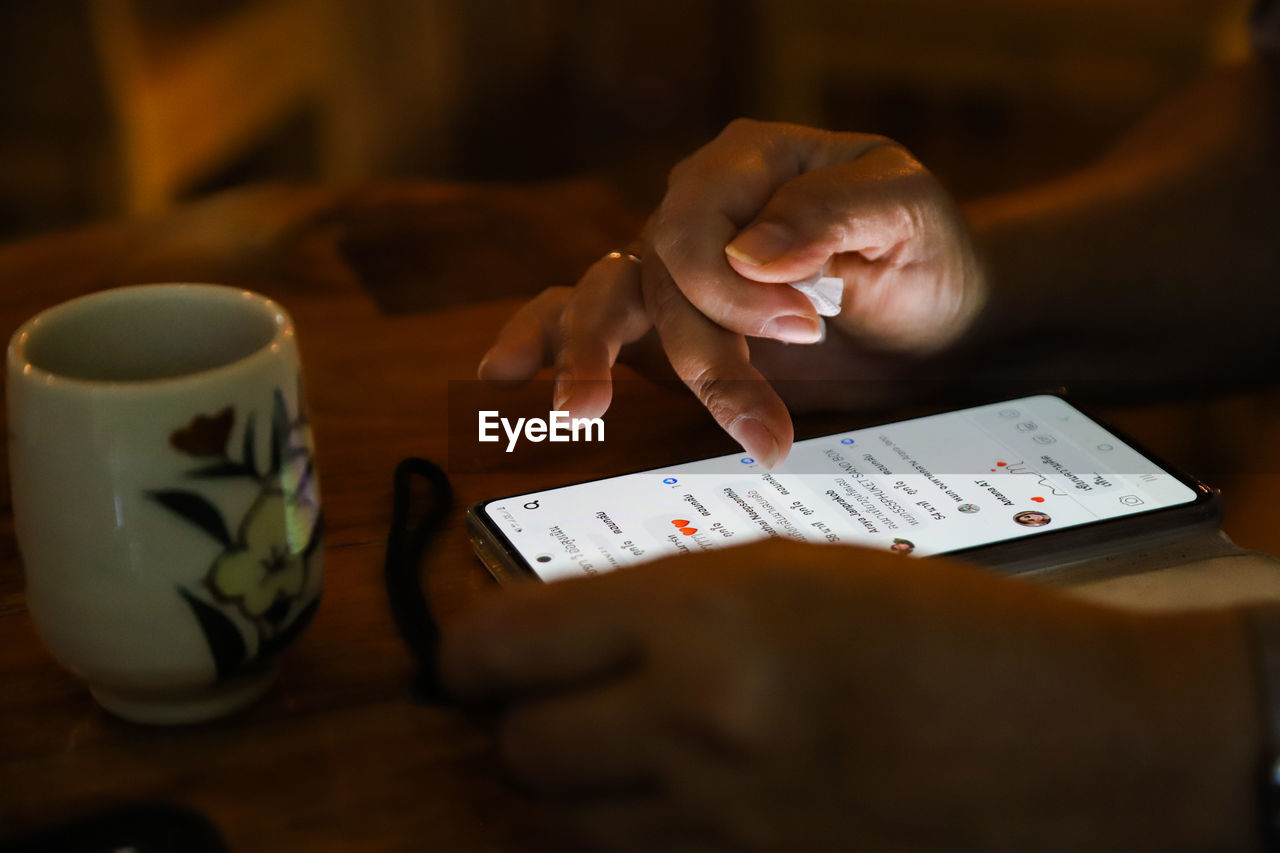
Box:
left=0, top=181, right=1276, bottom=851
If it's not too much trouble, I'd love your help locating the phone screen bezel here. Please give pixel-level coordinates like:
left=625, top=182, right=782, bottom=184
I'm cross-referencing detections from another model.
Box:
left=466, top=394, right=1219, bottom=582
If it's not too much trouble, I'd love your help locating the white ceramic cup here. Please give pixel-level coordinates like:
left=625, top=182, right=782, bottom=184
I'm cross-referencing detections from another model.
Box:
left=7, top=284, right=323, bottom=724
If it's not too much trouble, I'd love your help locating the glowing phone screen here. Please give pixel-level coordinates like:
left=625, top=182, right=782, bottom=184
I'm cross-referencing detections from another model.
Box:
left=483, top=396, right=1198, bottom=582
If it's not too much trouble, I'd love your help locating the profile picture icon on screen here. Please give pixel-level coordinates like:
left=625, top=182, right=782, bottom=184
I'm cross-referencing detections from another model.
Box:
left=1013, top=510, right=1051, bottom=527
left=889, top=538, right=915, bottom=554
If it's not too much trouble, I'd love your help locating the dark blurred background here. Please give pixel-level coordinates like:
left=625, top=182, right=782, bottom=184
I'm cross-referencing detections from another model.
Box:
left=0, top=0, right=1255, bottom=241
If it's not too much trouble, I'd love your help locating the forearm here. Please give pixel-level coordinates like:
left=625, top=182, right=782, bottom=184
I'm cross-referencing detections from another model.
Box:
left=962, top=60, right=1280, bottom=380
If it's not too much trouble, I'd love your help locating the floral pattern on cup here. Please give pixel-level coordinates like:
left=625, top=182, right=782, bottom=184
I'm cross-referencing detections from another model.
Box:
left=150, top=382, right=323, bottom=681
left=208, top=492, right=308, bottom=627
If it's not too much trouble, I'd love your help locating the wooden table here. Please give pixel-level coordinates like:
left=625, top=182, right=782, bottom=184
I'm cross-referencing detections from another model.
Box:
left=1, top=181, right=1278, bottom=851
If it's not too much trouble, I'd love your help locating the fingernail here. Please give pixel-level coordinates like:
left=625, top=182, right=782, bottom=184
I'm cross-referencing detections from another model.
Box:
left=727, top=416, right=780, bottom=469
left=477, top=351, right=495, bottom=380
left=762, top=314, right=823, bottom=344
left=553, top=370, right=572, bottom=410
left=726, top=222, right=794, bottom=266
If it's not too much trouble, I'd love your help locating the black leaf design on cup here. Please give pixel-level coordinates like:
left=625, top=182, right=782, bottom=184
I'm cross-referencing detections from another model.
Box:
left=148, top=490, right=233, bottom=547
left=177, top=587, right=247, bottom=678
left=186, top=461, right=258, bottom=479
left=241, top=412, right=258, bottom=477
left=268, top=389, right=289, bottom=476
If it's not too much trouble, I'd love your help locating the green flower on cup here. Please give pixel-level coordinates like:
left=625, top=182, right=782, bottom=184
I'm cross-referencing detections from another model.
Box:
left=150, top=383, right=323, bottom=680
left=207, top=492, right=307, bottom=628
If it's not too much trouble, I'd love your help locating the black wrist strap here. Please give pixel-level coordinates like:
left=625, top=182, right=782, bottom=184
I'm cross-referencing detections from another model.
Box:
left=1240, top=602, right=1280, bottom=850
left=384, top=457, right=454, bottom=705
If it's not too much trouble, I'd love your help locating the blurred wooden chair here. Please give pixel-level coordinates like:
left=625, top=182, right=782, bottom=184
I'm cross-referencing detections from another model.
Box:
left=89, top=0, right=331, bottom=215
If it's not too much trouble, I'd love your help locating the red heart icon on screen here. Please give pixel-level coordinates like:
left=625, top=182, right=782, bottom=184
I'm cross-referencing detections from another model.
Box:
left=672, top=519, right=690, bottom=527
left=680, top=527, right=697, bottom=536
left=1031, top=496, right=1045, bottom=503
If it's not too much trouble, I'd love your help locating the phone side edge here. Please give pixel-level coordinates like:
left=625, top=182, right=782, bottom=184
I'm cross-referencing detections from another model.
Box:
left=464, top=502, right=543, bottom=585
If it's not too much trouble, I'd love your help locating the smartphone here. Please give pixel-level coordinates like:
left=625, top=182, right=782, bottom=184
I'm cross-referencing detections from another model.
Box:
left=466, top=394, right=1219, bottom=582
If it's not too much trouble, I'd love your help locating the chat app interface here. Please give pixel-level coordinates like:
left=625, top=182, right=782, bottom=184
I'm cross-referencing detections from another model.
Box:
left=485, top=395, right=1198, bottom=582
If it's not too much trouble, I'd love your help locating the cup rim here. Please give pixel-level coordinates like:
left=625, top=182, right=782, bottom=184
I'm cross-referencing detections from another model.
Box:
left=6, top=283, right=294, bottom=388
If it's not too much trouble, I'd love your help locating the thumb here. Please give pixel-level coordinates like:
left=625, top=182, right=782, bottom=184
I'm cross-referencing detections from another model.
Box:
left=724, top=144, right=931, bottom=284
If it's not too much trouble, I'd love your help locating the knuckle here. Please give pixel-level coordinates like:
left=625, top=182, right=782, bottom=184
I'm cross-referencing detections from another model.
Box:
left=720, top=116, right=763, bottom=139
left=855, top=131, right=896, bottom=149
left=685, top=366, right=738, bottom=425
left=537, top=285, right=573, bottom=305
left=876, top=141, right=928, bottom=177
left=666, top=153, right=695, bottom=189
left=835, top=130, right=909, bottom=160
left=881, top=167, right=941, bottom=221
left=720, top=116, right=792, bottom=144
left=670, top=117, right=771, bottom=188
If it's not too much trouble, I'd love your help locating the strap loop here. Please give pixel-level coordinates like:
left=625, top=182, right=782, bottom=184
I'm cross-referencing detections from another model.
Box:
left=384, top=457, right=454, bottom=704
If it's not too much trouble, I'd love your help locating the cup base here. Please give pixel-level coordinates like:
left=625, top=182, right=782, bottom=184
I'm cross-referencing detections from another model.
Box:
left=90, top=662, right=281, bottom=725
